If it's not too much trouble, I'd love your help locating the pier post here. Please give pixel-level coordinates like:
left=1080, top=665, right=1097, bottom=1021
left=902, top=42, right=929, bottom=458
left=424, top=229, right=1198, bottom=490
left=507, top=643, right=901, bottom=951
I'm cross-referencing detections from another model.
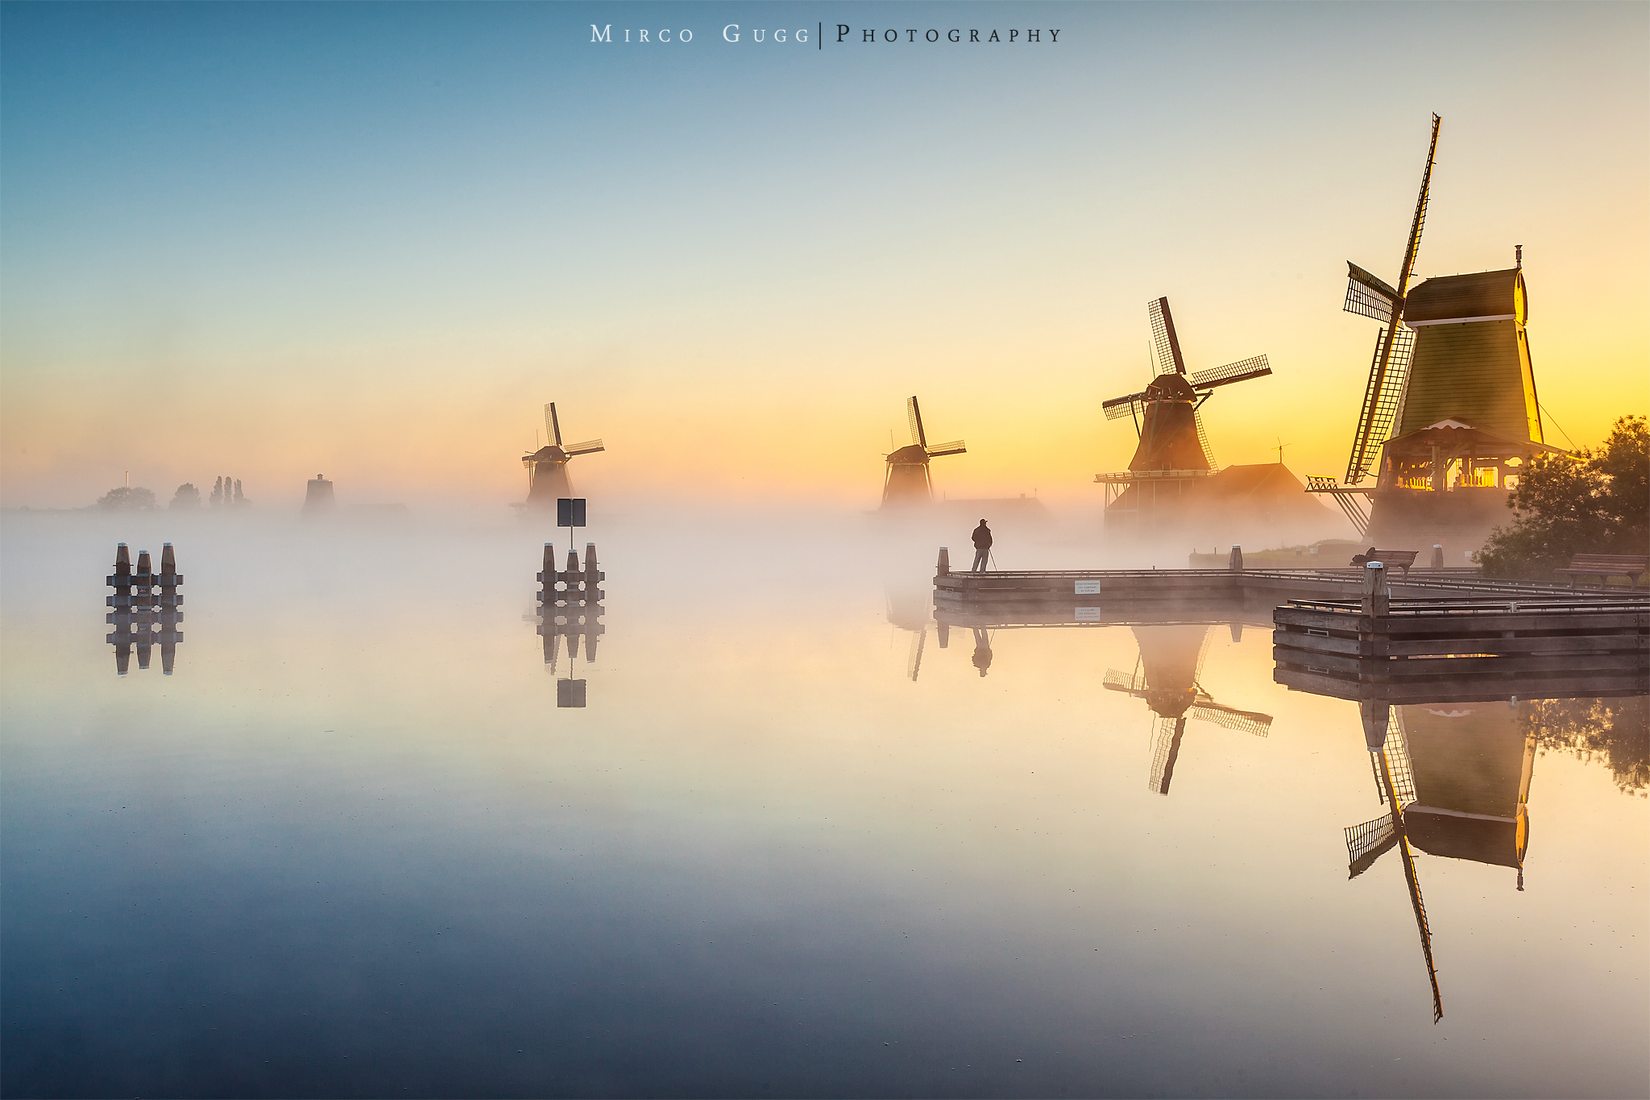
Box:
left=1228, top=545, right=1244, bottom=572
left=937, top=547, right=950, bottom=577
left=1362, top=561, right=1390, bottom=659
left=565, top=549, right=580, bottom=603
left=1430, top=543, right=1444, bottom=569
left=1361, top=561, right=1389, bottom=617
left=539, top=543, right=554, bottom=601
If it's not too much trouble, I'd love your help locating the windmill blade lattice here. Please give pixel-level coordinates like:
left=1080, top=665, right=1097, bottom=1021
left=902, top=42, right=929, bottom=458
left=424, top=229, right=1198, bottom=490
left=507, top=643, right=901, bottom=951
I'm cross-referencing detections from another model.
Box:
left=1185, top=701, right=1273, bottom=737
left=1190, top=354, right=1272, bottom=390
left=1148, top=297, right=1187, bottom=376
left=545, top=403, right=563, bottom=447
left=907, top=396, right=927, bottom=449
left=1103, top=394, right=1147, bottom=421
left=1344, top=262, right=1400, bottom=323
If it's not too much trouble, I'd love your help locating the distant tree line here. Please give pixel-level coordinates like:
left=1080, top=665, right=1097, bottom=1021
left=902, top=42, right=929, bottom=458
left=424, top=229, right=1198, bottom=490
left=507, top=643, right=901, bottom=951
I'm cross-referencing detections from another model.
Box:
left=95, top=476, right=252, bottom=511
left=1477, top=415, right=1648, bottom=580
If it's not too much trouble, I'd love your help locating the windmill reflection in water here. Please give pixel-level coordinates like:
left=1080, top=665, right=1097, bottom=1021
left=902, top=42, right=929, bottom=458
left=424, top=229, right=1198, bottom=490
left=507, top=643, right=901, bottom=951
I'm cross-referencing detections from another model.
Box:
left=1102, top=623, right=1273, bottom=794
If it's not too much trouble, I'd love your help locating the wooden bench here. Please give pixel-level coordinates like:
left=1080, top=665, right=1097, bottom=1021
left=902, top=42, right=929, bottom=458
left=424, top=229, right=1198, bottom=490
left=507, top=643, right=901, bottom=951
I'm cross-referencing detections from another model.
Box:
left=1348, top=547, right=1419, bottom=575
left=1554, top=553, right=1649, bottom=588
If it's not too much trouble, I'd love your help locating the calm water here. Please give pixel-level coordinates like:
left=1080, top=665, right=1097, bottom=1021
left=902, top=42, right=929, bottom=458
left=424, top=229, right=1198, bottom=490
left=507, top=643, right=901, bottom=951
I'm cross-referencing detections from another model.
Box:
left=3, top=511, right=1646, bottom=1099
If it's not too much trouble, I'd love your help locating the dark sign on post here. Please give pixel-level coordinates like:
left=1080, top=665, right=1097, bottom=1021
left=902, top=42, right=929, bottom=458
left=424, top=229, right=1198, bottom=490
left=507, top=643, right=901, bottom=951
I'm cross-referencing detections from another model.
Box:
left=557, top=497, right=587, bottom=528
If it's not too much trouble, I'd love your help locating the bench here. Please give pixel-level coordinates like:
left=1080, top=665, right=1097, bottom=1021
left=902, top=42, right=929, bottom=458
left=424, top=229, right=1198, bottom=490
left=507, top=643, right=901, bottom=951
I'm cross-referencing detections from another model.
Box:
left=1554, top=553, right=1649, bottom=588
left=1349, top=547, right=1418, bottom=575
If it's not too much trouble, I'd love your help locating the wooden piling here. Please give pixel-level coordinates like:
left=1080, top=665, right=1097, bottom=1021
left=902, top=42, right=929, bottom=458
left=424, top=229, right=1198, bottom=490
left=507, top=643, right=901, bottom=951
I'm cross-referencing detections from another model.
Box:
left=937, top=546, right=950, bottom=577
left=1361, top=561, right=1390, bottom=619
left=1228, top=545, right=1244, bottom=572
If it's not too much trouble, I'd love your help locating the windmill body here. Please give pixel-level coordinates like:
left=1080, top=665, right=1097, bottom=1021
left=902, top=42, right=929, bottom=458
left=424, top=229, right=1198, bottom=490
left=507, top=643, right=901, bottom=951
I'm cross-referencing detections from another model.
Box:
left=881, top=396, right=966, bottom=508
left=522, top=402, right=604, bottom=511
left=1312, top=113, right=1562, bottom=554
left=1096, top=298, right=1310, bottom=541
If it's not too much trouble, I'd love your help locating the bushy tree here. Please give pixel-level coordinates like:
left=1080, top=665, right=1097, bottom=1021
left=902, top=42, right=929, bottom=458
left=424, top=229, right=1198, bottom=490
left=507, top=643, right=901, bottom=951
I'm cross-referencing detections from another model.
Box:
left=170, top=483, right=201, bottom=510
left=95, top=486, right=156, bottom=511
left=1478, top=415, right=1649, bottom=580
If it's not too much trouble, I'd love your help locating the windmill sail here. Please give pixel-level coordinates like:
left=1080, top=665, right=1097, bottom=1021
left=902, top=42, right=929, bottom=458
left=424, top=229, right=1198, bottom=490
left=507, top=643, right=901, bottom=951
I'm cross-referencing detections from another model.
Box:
left=546, top=403, right=563, bottom=448
left=1103, top=394, right=1147, bottom=420
left=1148, top=297, right=1187, bottom=376
left=1190, top=355, right=1271, bottom=390
left=1343, top=113, right=1441, bottom=486
left=908, top=396, right=927, bottom=449
left=1344, top=262, right=1399, bottom=324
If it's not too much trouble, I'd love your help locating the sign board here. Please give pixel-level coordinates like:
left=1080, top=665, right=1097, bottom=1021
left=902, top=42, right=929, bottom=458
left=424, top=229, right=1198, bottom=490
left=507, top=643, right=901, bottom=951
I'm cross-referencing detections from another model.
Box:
left=1074, top=579, right=1101, bottom=595
left=556, top=678, right=587, bottom=708
left=557, top=497, right=587, bottom=528
left=1075, top=607, right=1102, bottom=622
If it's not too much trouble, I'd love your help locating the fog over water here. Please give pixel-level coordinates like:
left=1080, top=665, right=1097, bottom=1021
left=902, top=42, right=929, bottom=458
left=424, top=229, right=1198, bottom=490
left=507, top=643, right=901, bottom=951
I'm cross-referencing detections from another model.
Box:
left=2, top=507, right=1645, bottom=1098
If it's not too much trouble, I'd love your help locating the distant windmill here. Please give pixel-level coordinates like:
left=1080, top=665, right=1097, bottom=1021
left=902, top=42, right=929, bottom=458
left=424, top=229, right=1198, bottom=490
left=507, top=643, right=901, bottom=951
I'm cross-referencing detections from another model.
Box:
left=1102, top=624, right=1272, bottom=795
left=522, top=402, right=604, bottom=510
left=881, top=395, right=966, bottom=507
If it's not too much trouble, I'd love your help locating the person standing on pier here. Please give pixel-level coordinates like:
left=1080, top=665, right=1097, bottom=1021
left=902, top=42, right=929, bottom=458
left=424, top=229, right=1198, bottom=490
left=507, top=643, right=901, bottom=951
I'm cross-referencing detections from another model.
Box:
left=970, top=519, right=993, bottom=572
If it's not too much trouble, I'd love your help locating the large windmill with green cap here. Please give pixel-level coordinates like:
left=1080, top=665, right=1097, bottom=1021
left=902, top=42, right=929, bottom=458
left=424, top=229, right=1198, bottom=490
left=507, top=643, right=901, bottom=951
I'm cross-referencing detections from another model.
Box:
left=1308, top=113, right=1561, bottom=552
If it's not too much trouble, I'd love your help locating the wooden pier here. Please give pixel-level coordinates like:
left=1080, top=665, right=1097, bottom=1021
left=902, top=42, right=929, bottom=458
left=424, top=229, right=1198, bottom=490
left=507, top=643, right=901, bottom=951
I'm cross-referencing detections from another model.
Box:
left=1273, top=562, right=1648, bottom=702
left=933, top=548, right=1649, bottom=698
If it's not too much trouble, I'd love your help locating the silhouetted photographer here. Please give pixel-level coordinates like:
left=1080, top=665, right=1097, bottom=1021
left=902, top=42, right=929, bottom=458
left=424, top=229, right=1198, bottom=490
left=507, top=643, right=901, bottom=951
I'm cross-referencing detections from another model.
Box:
left=970, top=519, right=992, bottom=572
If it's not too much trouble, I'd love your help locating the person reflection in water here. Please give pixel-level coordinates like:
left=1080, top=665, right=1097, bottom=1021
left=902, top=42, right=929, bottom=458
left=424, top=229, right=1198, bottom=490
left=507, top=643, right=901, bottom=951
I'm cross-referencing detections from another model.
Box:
left=970, top=518, right=992, bottom=572
left=971, top=627, right=993, bottom=677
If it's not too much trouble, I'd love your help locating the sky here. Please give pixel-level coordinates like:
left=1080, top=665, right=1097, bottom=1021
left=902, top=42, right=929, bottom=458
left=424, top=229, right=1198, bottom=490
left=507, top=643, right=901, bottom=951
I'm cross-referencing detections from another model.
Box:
left=2, top=0, right=1646, bottom=511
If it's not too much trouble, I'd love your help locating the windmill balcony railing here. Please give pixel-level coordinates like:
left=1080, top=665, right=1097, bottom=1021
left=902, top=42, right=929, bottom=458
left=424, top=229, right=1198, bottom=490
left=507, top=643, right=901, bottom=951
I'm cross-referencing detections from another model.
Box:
left=1094, top=468, right=1218, bottom=484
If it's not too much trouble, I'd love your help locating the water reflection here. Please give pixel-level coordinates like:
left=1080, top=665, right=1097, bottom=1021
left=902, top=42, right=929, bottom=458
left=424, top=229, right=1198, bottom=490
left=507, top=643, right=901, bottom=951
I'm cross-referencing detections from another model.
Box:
left=1103, top=625, right=1273, bottom=794
left=105, top=610, right=183, bottom=676
left=103, top=542, right=184, bottom=675
left=534, top=542, right=605, bottom=708
left=885, top=585, right=934, bottom=681
left=1307, top=681, right=1646, bottom=1026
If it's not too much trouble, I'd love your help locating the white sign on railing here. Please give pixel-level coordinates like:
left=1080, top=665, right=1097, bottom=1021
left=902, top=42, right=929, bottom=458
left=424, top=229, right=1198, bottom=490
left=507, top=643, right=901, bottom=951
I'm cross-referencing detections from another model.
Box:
left=1075, top=606, right=1102, bottom=622
left=1075, top=579, right=1101, bottom=595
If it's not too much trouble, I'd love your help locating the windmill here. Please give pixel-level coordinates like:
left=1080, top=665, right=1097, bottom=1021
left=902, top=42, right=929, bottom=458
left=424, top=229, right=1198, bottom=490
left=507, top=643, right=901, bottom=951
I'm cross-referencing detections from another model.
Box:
left=522, top=402, right=604, bottom=510
left=881, top=396, right=966, bottom=507
left=1096, top=298, right=1271, bottom=526
left=1102, top=624, right=1272, bottom=795
left=1309, top=113, right=1553, bottom=550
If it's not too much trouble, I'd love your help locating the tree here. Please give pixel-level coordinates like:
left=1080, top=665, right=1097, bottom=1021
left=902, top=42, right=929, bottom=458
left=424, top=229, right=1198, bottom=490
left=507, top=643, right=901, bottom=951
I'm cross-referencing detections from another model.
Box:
left=170, top=483, right=201, bottom=510
left=1478, top=415, right=1649, bottom=580
left=95, top=486, right=156, bottom=511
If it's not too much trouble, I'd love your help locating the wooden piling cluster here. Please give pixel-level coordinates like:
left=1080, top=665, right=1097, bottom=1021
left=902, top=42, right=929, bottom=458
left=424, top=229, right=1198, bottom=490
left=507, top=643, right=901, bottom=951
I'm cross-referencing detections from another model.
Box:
left=536, top=542, right=605, bottom=666
left=1273, top=562, right=1650, bottom=702
left=105, top=542, right=184, bottom=675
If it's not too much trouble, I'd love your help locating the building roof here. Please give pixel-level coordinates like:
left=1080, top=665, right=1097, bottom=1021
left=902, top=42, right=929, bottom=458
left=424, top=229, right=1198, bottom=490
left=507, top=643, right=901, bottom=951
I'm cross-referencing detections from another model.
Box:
left=1404, top=267, right=1525, bottom=325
